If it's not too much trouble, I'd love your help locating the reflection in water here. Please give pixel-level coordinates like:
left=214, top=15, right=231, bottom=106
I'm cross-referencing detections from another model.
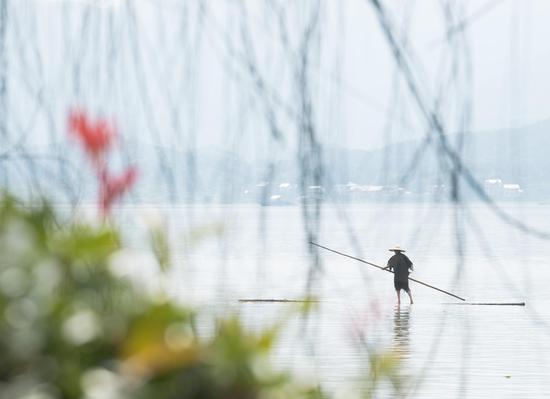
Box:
left=393, top=305, right=411, bottom=359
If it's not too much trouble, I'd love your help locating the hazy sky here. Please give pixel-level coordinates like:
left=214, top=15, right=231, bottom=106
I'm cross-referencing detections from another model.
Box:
left=8, top=0, right=550, bottom=157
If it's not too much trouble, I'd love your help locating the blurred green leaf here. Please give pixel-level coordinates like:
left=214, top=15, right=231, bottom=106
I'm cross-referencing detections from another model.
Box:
left=150, top=227, right=170, bottom=273
left=49, top=224, right=120, bottom=264
left=122, top=303, right=197, bottom=377
left=183, top=222, right=225, bottom=248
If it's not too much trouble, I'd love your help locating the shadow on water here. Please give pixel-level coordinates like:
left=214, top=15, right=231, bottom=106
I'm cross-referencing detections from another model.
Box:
left=393, top=305, right=411, bottom=360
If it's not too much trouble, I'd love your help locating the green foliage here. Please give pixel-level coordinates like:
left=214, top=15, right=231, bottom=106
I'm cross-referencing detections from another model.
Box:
left=0, top=194, right=323, bottom=399
left=150, top=226, right=170, bottom=273
left=0, top=193, right=406, bottom=398
left=360, top=349, right=407, bottom=399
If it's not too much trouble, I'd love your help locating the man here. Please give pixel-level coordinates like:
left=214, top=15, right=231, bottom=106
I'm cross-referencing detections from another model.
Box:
left=384, top=246, right=414, bottom=305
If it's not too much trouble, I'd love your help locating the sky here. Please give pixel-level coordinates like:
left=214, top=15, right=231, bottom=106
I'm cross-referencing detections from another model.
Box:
left=5, top=0, right=550, bottom=158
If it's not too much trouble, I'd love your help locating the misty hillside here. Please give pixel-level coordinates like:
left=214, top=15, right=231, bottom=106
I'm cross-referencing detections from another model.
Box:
left=323, top=119, right=550, bottom=197
left=5, top=119, right=550, bottom=202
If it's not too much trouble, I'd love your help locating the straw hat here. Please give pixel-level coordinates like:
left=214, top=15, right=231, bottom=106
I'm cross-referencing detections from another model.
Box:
left=388, top=245, right=406, bottom=252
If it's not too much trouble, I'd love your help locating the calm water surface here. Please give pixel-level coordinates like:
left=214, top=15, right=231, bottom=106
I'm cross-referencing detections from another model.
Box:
left=119, top=203, right=550, bottom=398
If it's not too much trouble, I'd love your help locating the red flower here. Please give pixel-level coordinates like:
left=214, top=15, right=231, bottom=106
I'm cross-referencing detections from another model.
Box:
left=67, top=108, right=137, bottom=217
left=100, top=167, right=138, bottom=215
left=68, top=109, right=116, bottom=160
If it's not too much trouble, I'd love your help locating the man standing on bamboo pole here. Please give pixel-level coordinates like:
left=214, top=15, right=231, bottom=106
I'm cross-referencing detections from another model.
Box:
left=384, top=246, right=414, bottom=305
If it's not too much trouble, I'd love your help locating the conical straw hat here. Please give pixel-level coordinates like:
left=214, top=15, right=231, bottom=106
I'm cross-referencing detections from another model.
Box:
left=388, top=245, right=406, bottom=252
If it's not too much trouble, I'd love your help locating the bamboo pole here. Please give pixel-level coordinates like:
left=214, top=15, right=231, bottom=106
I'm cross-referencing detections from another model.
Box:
left=311, top=242, right=466, bottom=302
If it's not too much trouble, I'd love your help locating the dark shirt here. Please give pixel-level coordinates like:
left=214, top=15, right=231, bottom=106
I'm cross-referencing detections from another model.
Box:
left=387, top=253, right=413, bottom=281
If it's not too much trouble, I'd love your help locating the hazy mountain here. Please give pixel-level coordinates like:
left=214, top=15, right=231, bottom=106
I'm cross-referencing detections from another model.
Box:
left=321, top=119, right=550, bottom=199
left=3, top=119, right=550, bottom=202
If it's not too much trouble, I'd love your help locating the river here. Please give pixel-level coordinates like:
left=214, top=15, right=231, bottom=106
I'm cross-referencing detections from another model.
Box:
left=116, top=202, right=550, bottom=398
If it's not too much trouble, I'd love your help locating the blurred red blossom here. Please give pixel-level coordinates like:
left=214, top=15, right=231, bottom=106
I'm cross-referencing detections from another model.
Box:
left=68, top=108, right=137, bottom=216
left=99, top=167, right=138, bottom=215
left=68, top=109, right=116, bottom=160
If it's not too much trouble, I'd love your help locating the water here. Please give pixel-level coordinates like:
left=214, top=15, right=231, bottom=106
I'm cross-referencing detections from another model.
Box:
left=118, top=203, right=550, bottom=398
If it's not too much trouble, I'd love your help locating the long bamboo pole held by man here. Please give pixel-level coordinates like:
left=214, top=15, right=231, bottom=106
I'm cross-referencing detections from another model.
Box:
left=310, top=242, right=466, bottom=302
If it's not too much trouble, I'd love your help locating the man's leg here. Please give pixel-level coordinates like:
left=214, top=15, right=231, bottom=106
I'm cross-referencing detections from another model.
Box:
left=396, top=289, right=401, bottom=305
left=406, top=289, right=413, bottom=304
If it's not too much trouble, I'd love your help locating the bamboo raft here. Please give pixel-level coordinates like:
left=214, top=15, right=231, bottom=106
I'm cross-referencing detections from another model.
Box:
left=238, top=299, right=526, bottom=306
left=445, top=302, right=525, bottom=306
left=238, top=299, right=319, bottom=303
